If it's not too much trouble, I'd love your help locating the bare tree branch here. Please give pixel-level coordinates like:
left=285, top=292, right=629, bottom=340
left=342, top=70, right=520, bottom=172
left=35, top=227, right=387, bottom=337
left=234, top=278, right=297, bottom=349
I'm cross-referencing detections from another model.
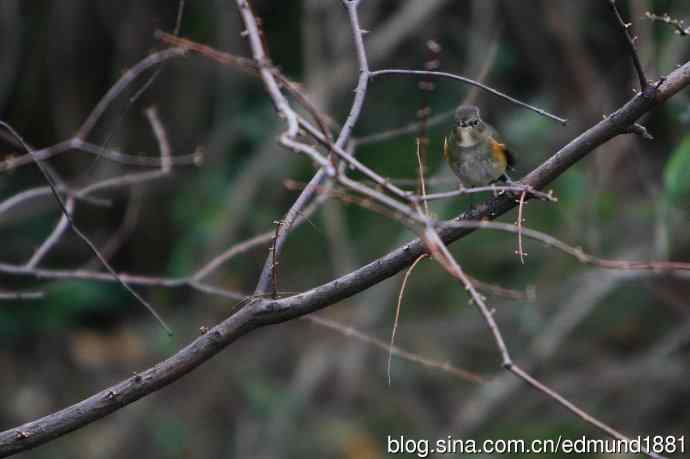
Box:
left=0, top=121, right=173, bottom=335
left=306, top=314, right=484, bottom=384
left=609, top=0, right=649, bottom=90
left=370, top=69, right=567, bottom=124
left=646, top=11, right=690, bottom=36
left=253, top=0, right=371, bottom=295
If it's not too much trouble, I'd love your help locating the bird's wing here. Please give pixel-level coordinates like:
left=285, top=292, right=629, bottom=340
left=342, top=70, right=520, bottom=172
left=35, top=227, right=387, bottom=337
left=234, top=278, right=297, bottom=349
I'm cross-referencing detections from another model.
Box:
left=487, top=127, right=515, bottom=170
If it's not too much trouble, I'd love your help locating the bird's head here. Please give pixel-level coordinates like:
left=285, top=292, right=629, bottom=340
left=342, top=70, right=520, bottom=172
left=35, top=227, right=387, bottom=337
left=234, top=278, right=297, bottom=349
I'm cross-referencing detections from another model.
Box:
left=454, top=105, right=483, bottom=129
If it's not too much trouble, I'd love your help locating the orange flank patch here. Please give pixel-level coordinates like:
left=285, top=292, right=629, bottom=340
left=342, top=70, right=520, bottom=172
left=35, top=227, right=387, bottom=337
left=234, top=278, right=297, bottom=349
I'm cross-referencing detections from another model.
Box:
left=489, top=138, right=508, bottom=170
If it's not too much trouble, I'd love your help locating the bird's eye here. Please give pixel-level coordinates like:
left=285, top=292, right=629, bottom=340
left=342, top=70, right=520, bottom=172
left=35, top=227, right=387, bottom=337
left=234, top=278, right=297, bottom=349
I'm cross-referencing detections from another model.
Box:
left=471, top=119, right=478, bottom=126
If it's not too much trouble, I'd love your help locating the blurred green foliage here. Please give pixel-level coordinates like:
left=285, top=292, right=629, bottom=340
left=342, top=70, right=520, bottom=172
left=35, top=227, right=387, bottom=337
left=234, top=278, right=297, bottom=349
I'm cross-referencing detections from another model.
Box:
left=0, top=281, right=125, bottom=339
left=664, top=133, right=690, bottom=205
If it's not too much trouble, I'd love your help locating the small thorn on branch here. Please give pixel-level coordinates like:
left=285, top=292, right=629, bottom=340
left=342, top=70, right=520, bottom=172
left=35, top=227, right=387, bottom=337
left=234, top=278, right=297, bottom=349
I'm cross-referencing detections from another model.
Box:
left=625, top=123, right=653, bottom=139
left=646, top=11, right=690, bottom=36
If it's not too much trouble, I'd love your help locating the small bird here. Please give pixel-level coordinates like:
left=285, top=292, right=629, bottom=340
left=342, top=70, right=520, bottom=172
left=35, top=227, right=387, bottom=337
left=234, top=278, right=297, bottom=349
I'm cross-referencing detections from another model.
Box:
left=444, top=105, right=515, bottom=188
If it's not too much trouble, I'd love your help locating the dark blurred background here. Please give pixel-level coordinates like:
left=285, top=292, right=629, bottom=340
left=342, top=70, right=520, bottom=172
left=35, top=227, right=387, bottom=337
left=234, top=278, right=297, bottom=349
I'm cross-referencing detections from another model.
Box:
left=1, top=1, right=689, bottom=458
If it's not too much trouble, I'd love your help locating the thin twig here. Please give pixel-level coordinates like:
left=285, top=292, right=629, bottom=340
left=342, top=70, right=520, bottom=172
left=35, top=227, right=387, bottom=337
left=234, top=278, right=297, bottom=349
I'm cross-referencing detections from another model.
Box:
left=77, top=48, right=188, bottom=140
left=307, top=314, right=484, bottom=384
left=284, top=179, right=418, bottom=226
left=52, top=138, right=196, bottom=170
left=298, top=117, right=412, bottom=201
left=421, top=226, right=512, bottom=366
left=0, top=197, right=327, bottom=296
left=516, top=191, right=527, bottom=264
left=90, top=0, right=186, bottom=178
left=424, top=214, right=659, bottom=458
left=354, top=108, right=455, bottom=146
left=509, top=364, right=664, bottom=459
left=464, top=273, right=534, bottom=301
left=0, top=49, right=195, bottom=175
left=447, top=220, right=690, bottom=272
left=270, top=220, right=283, bottom=299
left=235, top=0, right=298, bottom=137
left=370, top=69, right=567, bottom=125
left=0, top=129, right=198, bottom=173
left=420, top=185, right=556, bottom=202
left=143, top=107, right=173, bottom=173
left=83, top=189, right=143, bottom=268
left=157, top=32, right=335, bottom=144
left=0, top=121, right=172, bottom=335
left=388, top=254, right=427, bottom=386
left=385, top=134, right=434, bottom=384
left=253, top=0, right=376, bottom=295
left=128, top=0, right=186, bottom=103
left=386, top=176, right=457, bottom=187
left=645, top=11, right=690, bottom=36
left=353, top=35, right=499, bottom=147
left=453, top=267, right=634, bottom=435
left=193, top=232, right=275, bottom=282
left=609, top=0, right=648, bottom=90
left=0, top=183, right=112, bottom=219
left=415, top=138, right=429, bottom=216
left=336, top=0, right=370, bottom=146
left=24, top=199, right=74, bottom=269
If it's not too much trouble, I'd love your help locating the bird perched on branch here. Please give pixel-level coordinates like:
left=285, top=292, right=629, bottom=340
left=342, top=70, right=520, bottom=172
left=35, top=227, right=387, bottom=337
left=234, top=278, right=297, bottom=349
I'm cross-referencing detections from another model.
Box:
left=444, top=105, right=515, bottom=188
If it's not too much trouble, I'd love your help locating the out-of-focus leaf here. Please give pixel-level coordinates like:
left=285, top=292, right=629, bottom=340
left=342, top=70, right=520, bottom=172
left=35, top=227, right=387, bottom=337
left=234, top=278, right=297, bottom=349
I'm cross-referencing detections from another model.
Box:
left=554, top=167, right=586, bottom=207
left=663, top=135, right=690, bottom=205
left=595, top=191, right=617, bottom=221
left=152, top=418, right=188, bottom=456
left=0, top=281, right=124, bottom=338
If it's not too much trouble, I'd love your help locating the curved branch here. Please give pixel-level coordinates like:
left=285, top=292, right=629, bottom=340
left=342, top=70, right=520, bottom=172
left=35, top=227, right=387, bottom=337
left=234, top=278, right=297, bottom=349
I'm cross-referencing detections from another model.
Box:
left=370, top=69, right=567, bottom=124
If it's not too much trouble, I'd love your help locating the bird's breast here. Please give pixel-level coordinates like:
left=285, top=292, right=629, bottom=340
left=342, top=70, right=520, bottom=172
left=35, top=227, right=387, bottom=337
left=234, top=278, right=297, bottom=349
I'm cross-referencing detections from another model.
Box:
left=455, top=127, right=479, bottom=147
